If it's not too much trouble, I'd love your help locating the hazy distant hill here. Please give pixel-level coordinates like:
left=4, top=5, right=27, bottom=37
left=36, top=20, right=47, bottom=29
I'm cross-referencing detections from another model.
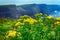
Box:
left=16, top=4, right=60, bottom=18
left=0, top=5, right=17, bottom=18
left=0, top=4, right=60, bottom=18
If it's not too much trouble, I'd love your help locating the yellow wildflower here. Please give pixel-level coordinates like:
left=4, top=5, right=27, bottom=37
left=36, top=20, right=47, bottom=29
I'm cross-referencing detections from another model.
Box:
left=15, top=22, right=22, bottom=26
left=54, top=21, right=60, bottom=25
left=17, top=19, right=22, bottom=22
left=24, top=18, right=37, bottom=24
left=56, top=17, right=60, bottom=21
left=7, top=30, right=16, bottom=37
left=47, top=16, right=54, bottom=19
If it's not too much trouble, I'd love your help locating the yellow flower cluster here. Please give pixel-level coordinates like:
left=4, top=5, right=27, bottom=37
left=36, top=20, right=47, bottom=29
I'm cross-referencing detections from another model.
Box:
left=15, top=22, right=22, bottom=26
left=15, top=13, right=60, bottom=26
left=54, top=21, right=60, bottom=25
left=24, top=18, right=37, bottom=24
left=17, top=19, right=22, bottom=22
left=2, top=13, right=60, bottom=40
left=47, top=16, right=54, bottom=19
left=56, top=17, right=60, bottom=21
left=7, top=30, right=16, bottom=37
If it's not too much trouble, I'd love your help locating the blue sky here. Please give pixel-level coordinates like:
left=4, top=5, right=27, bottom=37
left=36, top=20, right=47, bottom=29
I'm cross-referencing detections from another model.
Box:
left=0, top=0, right=60, bottom=5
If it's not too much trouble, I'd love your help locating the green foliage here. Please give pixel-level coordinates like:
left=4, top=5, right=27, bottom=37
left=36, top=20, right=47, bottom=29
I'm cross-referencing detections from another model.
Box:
left=0, top=13, right=60, bottom=40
